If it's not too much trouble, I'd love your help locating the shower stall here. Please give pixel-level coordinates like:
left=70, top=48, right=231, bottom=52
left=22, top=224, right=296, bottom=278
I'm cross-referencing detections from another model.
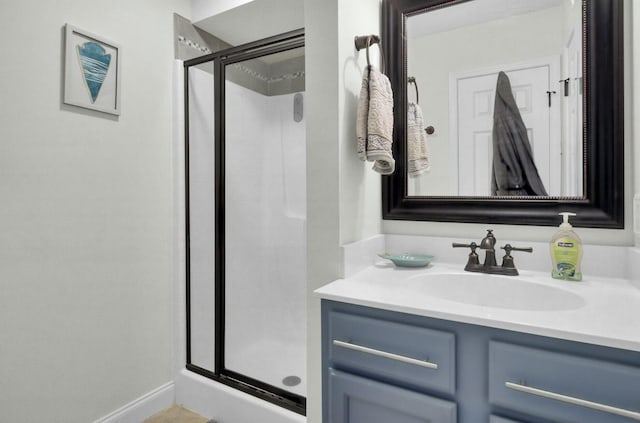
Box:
left=183, top=30, right=306, bottom=417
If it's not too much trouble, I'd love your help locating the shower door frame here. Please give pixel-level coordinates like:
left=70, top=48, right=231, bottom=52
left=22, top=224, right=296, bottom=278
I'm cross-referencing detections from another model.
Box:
left=183, top=29, right=306, bottom=416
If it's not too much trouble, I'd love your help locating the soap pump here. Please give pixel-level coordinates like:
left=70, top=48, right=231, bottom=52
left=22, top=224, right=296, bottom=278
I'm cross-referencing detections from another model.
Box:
left=549, top=212, right=583, bottom=281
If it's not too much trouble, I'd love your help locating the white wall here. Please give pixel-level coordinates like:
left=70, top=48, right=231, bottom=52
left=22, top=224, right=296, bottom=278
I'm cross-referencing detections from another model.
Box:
left=0, top=0, right=190, bottom=421
left=338, top=0, right=384, bottom=245
left=304, top=1, right=340, bottom=419
left=305, top=0, right=382, bottom=421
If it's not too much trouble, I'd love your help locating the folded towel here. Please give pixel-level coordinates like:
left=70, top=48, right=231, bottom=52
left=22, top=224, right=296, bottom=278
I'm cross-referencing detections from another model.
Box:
left=407, top=102, right=430, bottom=177
left=356, top=65, right=395, bottom=175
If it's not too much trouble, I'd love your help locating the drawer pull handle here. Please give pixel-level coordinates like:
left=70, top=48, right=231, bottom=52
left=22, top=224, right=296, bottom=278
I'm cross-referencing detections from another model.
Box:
left=333, top=340, right=438, bottom=369
left=505, top=381, right=640, bottom=421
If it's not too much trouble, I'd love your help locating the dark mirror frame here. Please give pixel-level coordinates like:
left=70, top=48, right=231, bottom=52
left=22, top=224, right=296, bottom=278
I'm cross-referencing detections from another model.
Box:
left=382, top=0, right=624, bottom=228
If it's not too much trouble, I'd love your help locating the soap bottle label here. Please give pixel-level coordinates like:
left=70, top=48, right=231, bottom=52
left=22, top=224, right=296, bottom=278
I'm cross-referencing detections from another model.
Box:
left=552, top=236, right=580, bottom=278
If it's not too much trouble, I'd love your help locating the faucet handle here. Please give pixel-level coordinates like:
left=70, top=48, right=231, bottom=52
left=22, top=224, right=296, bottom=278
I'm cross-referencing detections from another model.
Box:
left=500, top=244, right=533, bottom=270
left=452, top=242, right=480, bottom=270
left=503, top=244, right=533, bottom=253
left=452, top=241, right=478, bottom=250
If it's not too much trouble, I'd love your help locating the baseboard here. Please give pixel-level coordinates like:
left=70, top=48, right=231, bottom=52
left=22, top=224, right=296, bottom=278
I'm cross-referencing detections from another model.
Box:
left=93, top=381, right=175, bottom=423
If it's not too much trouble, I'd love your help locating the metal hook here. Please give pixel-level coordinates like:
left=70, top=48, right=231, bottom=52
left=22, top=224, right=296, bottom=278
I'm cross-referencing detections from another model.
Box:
left=354, top=35, right=385, bottom=73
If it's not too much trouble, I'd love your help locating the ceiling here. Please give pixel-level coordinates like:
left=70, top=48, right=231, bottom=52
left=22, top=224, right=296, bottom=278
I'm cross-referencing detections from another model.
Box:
left=194, top=0, right=304, bottom=47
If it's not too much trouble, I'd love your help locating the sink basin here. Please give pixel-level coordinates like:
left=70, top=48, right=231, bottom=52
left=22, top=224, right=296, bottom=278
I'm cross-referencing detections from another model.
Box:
left=408, top=273, right=585, bottom=311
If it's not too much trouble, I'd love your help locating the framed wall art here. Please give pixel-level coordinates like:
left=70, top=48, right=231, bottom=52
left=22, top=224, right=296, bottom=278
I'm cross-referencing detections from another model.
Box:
left=64, top=24, right=121, bottom=115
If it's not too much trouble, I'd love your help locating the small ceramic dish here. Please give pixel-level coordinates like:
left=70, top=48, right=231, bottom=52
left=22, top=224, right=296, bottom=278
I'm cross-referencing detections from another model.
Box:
left=377, top=253, right=434, bottom=268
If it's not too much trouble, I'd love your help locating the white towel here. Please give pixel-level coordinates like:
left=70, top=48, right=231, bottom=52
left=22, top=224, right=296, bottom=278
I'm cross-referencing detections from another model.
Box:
left=356, top=65, right=395, bottom=175
left=407, top=102, right=430, bottom=177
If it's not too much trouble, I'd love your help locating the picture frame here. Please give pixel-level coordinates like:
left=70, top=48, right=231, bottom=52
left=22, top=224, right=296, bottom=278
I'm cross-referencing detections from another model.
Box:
left=64, top=24, right=121, bottom=115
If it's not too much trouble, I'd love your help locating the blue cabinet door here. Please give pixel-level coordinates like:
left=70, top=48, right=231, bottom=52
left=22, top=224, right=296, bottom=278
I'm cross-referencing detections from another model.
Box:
left=329, top=368, right=456, bottom=423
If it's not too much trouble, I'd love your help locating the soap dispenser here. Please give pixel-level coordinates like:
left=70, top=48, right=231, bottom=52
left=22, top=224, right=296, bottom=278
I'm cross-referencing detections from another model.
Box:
left=549, top=212, right=583, bottom=281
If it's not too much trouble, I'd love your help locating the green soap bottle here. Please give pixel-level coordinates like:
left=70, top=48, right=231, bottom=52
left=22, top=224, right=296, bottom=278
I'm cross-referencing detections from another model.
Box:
left=550, top=212, right=583, bottom=281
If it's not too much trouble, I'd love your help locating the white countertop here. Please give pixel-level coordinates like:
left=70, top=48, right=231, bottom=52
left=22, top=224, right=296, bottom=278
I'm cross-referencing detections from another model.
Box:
left=315, top=261, right=640, bottom=352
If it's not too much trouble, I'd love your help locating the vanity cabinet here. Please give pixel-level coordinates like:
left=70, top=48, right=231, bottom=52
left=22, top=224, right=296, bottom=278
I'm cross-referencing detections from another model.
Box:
left=322, top=300, right=640, bottom=423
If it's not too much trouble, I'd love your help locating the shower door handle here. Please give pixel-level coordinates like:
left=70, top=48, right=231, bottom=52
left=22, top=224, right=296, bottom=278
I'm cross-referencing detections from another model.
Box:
left=333, top=340, right=438, bottom=369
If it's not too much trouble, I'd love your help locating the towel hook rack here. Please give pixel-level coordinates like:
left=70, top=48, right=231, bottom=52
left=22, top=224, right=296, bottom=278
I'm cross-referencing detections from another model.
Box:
left=354, top=34, right=385, bottom=73
left=408, top=76, right=420, bottom=104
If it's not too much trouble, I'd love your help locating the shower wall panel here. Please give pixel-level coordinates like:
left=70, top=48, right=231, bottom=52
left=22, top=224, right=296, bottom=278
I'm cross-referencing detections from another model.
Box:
left=225, top=80, right=306, bottom=395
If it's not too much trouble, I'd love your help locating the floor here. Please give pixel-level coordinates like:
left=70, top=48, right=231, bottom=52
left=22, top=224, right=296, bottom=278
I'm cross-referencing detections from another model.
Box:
left=144, top=405, right=212, bottom=423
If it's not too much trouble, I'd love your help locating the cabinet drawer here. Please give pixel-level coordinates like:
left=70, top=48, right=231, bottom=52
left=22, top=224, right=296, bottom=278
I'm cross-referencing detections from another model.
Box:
left=329, top=368, right=457, bottom=423
left=489, top=341, right=640, bottom=422
left=328, top=311, right=455, bottom=394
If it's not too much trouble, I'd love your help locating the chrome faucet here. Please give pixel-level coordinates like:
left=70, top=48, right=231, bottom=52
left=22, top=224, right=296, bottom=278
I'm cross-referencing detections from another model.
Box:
left=453, top=230, right=532, bottom=276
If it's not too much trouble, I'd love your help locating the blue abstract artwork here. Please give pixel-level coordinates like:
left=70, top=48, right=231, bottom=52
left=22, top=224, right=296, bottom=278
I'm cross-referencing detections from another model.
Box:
left=76, top=41, right=111, bottom=103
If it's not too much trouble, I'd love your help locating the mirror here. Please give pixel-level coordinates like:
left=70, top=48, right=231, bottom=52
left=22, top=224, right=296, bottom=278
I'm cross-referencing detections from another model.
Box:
left=406, top=0, right=582, bottom=197
left=382, top=0, right=623, bottom=227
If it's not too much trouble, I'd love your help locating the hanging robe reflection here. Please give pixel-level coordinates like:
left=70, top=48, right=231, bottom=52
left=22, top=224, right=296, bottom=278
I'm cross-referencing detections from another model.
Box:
left=491, top=71, right=548, bottom=196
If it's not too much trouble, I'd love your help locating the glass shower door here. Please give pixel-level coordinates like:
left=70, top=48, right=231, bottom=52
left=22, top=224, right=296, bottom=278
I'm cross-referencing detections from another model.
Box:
left=186, top=60, right=216, bottom=372
left=184, top=31, right=306, bottom=415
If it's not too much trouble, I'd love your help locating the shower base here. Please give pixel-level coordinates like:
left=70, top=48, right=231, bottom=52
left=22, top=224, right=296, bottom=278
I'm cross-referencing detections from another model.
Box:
left=176, top=368, right=306, bottom=423
left=225, top=337, right=306, bottom=397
